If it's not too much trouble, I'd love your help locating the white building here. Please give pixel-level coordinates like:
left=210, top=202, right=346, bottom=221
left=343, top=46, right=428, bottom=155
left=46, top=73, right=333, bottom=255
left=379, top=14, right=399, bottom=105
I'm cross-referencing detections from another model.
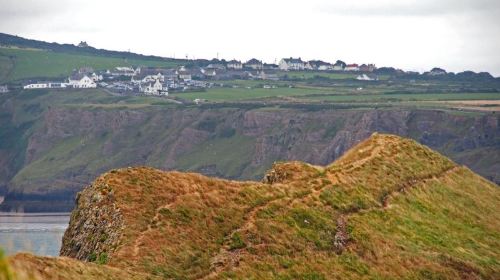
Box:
left=176, top=67, right=192, bottom=81
left=201, top=68, right=217, bottom=77
left=68, top=74, right=97, bottom=88
left=140, top=79, right=167, bottom=95
left=332, top=60, right=346, bottom=71
left=279, top=58, right=305, bottom=71
left=23, top=82, right=68, bottom=90
left=0, top=85, right=9, bottom=93
left=89, top=73, right=103, bottom=82
left=344, top=64, right=360, bottom=71
left=111, top=67, right=137, bottom=77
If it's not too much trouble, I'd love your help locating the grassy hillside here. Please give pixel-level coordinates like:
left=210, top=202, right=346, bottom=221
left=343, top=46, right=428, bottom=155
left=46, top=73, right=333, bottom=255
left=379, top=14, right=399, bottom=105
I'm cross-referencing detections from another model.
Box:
left=0, top=47, right=182, bottom=82
left=5, top=134, right=497, bottom=279
left=1, top=89, right=498, bottom=212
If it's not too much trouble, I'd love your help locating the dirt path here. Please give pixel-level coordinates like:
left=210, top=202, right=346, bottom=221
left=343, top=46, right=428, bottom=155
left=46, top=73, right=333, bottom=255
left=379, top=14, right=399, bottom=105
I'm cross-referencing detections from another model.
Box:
left=200, top=139, right=387, bottom=279
left=199, top=139, right=460, bottom=278
left=333, top=165, right=461, bottom=253
left=200, top=193, right=287, bottom=280
left=131, top=200, right=178, bottom=258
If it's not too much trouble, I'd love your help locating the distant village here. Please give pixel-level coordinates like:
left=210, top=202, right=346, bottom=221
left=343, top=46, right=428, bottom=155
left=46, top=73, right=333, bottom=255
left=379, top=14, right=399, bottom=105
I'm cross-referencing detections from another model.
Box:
left=1, top=57, right=455, bottom=96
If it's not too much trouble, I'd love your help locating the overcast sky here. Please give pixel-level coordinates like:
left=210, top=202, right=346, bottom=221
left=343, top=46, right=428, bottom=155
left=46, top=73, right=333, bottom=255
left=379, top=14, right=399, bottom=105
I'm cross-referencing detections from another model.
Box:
left=1, top=0, right=499, bottom=75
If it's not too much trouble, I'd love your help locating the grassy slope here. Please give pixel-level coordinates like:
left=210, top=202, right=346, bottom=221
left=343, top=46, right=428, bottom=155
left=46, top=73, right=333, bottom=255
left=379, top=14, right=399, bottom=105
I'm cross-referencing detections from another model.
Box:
left=0, top=47, right=181, bottom=82
left=43, top=134, right=498, bottom=280
left=1, top=252, right=156, bottom=280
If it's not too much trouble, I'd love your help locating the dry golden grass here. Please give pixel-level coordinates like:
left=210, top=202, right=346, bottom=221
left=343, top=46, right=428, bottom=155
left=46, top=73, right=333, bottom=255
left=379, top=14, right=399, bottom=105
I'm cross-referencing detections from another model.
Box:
left=5, top=133, right=499, bottom=280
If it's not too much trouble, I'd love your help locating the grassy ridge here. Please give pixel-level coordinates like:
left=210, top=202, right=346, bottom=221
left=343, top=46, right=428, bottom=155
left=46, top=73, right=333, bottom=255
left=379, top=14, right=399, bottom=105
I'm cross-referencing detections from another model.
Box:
left=0, top=47, right=182, bottom=82
left=43, top=134, right=497, bottom=280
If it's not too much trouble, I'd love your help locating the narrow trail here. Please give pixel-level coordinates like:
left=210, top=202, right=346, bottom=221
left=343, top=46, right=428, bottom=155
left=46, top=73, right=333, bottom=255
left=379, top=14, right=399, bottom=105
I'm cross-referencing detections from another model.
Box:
left=333, top=165, right=461, bottom=253
left=201, top=140, right=385, bottom=279
left=199, top=139, right=461, bottom=278
left=131, top=200, right=177, bottom=258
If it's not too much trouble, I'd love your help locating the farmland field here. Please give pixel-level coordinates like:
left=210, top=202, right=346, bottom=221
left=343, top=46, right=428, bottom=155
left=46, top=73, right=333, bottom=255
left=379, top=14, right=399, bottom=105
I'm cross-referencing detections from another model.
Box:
left=0, top=47, right=182, bottom=82
left=171, top=87, right=336, bottom=101
left=279, top=70, right=390, bottom=80
left=171, top=86, right=500, bottom=103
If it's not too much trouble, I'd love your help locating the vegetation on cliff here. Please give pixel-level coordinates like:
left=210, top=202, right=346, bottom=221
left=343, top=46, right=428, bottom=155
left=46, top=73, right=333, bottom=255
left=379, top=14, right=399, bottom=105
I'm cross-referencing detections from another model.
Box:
left=1, top=89, right=498, bottom=212
left=4, top=134, right=498, bottom=279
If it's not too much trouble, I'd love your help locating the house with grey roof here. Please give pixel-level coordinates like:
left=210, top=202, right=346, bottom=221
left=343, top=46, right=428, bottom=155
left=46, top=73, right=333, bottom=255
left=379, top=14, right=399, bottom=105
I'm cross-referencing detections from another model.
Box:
left=244, top=59, right=263, bottom=70
left=279, top=57, right=306, bottom=71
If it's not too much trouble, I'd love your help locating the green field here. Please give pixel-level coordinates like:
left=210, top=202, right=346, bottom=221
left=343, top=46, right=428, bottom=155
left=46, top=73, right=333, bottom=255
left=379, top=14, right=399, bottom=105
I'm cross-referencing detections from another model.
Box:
left=0, top=47, right=182, bottom=82
left=171, top=87, right=336, bottom=101
left=300, top=92, right=500, bottom=102
left=279, top=71, right=390, bottom=80
left=171, top=86, right=500, bottom=103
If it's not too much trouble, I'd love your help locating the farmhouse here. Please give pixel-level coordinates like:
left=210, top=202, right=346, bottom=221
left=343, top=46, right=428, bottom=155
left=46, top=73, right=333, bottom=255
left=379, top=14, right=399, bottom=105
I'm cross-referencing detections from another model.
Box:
left=227, top=60, right=243, bottom=70
left=68, top=73, right=97, bottom=88
left=333, top=60, right=346, bottom=71
left=244, top=58, right=263, bottom=70
left=279, top=57, right=305, bottom=71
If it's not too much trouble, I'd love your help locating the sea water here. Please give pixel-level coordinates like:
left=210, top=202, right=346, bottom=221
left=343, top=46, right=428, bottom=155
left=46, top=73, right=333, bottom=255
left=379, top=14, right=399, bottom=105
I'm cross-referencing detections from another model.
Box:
left=0, top=212, right=70, bottom=256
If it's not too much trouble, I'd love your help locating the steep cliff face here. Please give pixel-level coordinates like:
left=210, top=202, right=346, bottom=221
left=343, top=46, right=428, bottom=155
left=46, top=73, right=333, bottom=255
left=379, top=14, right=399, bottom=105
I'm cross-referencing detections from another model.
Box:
left=0, top=101, right=498, bottom=211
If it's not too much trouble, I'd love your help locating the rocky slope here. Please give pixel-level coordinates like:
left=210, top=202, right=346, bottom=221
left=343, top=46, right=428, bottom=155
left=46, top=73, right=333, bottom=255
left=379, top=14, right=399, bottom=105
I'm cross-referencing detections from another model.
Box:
left=0, top=91, right=498, bottom=211
left=4, top=133, right=498, bottom=280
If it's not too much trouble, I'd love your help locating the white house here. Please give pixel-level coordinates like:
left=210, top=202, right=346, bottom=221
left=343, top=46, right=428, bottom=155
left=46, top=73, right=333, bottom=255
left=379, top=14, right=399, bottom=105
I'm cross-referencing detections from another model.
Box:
left=176, top=66, right=192, bottom=81
left=0, top=85, right=9, bottom=93
left=201, top=68, right=217, bottom=77
left=68, top=73, right=97, bottom=88
left=308, top=60, right=333, bottom=71
left=344, top=64, right=360, bottom=71
left=279, top=58, right=305, bottom=71
left=90, top=73, right=103, bottom=82
left=227, top=60, right=243, bottom=70
left=140, top=79, right=165, bottom=95
left=332, top=60, right=346, bottom=71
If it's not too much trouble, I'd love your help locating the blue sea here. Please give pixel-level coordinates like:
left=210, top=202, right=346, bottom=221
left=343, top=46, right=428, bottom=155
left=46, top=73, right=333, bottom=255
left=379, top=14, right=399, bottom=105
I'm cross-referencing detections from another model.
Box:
left=0, top=212, right=70, bottom=256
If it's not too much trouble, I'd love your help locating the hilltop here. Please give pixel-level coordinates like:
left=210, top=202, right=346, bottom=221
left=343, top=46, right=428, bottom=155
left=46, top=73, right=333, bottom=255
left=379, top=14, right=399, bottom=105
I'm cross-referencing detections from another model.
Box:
left=0, top=33, right=185, bottom=83
left=2, top=134, right=499, bottom=279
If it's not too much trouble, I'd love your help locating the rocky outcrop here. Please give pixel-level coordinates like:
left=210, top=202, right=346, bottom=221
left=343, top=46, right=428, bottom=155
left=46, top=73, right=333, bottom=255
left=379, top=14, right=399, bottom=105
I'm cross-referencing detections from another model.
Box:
left=60, top=174, right=124, bottom=261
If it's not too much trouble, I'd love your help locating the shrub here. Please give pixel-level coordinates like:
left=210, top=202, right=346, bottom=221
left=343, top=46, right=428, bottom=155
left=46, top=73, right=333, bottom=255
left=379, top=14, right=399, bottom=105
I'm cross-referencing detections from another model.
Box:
left=230, top=232, right=246, bottom=250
